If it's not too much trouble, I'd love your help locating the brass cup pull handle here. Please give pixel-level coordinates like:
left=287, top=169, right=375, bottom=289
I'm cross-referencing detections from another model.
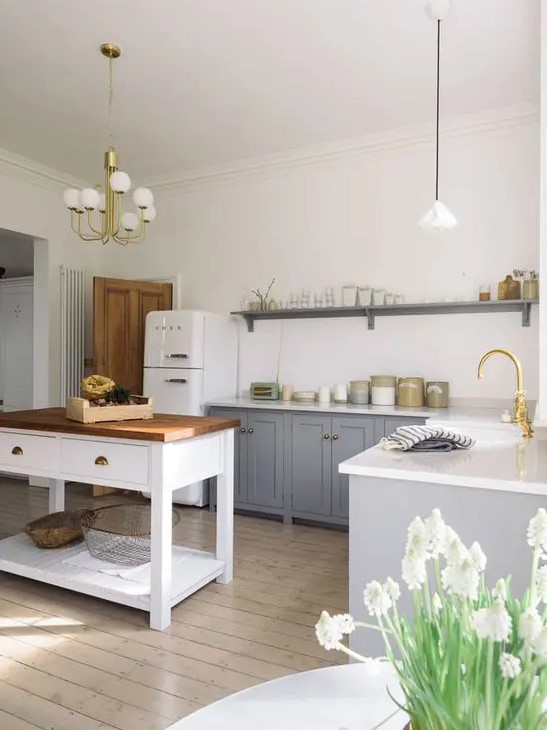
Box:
left=332, top=434, right=340, bottom=440
left=95, top=456, right=109, bottom=466
left=323, top=433, right=330, bottom=440
left=11, top=446, right=23, bottom=456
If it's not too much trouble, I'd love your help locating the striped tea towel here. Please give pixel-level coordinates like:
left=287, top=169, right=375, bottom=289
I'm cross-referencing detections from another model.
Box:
left=380, top=425, right=475, bottom=452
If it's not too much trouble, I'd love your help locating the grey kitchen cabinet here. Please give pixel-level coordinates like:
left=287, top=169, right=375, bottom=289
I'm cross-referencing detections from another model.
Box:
left=209, top=407, right=284, bottom=513
left=246, top=411, right=284, bottom=508
left=331, top=416, right=378, bottom=519
left=290, top=414, right=332, bottom=516
left=208, top=405, right=428, bottom=526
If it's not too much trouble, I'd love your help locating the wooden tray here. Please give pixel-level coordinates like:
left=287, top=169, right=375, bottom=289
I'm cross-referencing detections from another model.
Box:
left=66, top=396, right=153, bottom=424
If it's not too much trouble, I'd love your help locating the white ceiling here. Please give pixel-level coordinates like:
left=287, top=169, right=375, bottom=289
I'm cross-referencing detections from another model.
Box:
left=0, top=0, right=539, bottom=183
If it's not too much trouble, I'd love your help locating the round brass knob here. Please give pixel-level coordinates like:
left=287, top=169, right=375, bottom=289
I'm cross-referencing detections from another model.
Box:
left=240, top=427, right=247, bottom=433
left=248, top=428, right=254, bottom=434
left=95, top=456, right=109, bottom=466
left=11, top=446, right=23, bottom=456
left=323, top=433, right=330, bottom=440
left=332, top=434, right=340, bottom=440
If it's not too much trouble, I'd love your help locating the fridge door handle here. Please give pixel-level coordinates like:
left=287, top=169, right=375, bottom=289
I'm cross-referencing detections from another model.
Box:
left=164, top=378, right=188, bottom=384
left=166, top=353, right=189, bottom=359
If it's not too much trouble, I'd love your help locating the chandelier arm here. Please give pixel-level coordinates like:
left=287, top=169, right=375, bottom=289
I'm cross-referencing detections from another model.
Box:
left=112, top=191, right=122, bottom=237
left=86, top=210, right=105, bottom=236
left=113, top=221, right=147, bottom=245
left=71, top=212, right=104, bottom=242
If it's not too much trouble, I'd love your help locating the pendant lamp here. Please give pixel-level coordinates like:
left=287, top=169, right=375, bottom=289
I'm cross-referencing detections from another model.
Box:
left=419, top=0, right=457, bottom=231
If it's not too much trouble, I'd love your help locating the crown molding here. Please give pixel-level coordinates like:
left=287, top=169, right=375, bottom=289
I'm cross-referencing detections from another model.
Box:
left=0, top=148, right=88, bottom=192
left=145, top=103, right=538, bottom=195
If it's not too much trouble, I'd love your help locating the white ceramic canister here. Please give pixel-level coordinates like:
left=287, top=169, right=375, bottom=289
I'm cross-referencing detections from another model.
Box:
left=370, top=375, right=396, bottom=406
left=333, top=383, right=348, bottom=403
left=318, top=385, right=331, bottom=403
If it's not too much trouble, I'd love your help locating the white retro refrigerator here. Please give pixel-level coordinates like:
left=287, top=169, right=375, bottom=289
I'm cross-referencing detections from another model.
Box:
left=143, top=310, right=238, bottom=506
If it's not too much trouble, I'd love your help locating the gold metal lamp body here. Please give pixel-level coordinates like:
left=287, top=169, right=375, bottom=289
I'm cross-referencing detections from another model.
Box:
left=477, top=349, right=533, bottom=438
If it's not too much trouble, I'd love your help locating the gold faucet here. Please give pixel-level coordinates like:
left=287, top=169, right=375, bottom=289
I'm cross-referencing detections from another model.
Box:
left=477, top=349, right=533, bottom=438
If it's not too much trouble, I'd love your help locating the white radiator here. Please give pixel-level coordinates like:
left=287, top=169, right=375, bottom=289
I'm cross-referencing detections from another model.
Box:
left=60, top=266, right=85, bottom=406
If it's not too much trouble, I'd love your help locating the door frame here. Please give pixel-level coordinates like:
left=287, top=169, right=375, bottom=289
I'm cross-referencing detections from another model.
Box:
left=135, top=273, right=182, bottom=308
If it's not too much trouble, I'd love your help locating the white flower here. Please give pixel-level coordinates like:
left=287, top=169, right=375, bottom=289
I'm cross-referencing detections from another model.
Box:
left=432, top=592, right=443, bottom=614
left=402, top=554, right=427, bottom=590
left=442, top=557, right=479, bottom=600
left=405, top=517, right=429, bottom=561
left=492, top=579, right=507, bottom=601
left=533, top=627, right=547, bottom=657
left=527, top=508, right=547, bottom=554
left=444, top=527, right=468, bottom=566
left=499, top=653, right=522, bottom=679
left=334, top=613, right=355, bottom=635
left=518, top=609, right=542, bottom=643
left=471, top=598, right=512, bottom=642
left=469, top=542, right=487, bottom=572
left=536, top=565, right=547, bottom=603
left=315, top=611, right=343, bottom=650
left=424, top=509, right=446, bottom=558
left=363, top=581, right=392, bottom=617
left=383, top=577, right=401, bottom=602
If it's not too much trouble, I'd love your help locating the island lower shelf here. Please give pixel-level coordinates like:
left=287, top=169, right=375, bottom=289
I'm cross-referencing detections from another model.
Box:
left=0, top=534, right=225, bottom=610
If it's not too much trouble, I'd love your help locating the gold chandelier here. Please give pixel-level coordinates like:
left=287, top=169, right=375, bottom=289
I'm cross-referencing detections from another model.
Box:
left=63, top=43, right=156, bottom=245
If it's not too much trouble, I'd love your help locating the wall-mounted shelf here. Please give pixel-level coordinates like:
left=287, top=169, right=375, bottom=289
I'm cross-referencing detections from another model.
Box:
left=232, top=299, right=538, bottom=332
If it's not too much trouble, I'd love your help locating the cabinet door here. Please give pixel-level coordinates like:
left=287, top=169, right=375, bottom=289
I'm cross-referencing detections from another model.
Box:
left=208, top=408, right=247, bottom=504
left=384, top=417, right=427, bottom=437
left=247, top=412, right=284, bottom=508
left=291, top=414, right=332, bottom=516
left=1, top=285, right=33, bottom=410
left=331, top=416, right=376, bottom=519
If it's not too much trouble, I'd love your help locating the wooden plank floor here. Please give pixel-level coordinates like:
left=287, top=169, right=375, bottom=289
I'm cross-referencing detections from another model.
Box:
left=0, top=479, right=348, bottom=729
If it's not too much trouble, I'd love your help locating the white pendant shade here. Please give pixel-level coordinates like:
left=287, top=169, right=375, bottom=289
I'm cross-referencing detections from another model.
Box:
left=133, top=187, right=154, bottom=209
left=120, top=211, right=140, bottom=231
left=419, top=200, right=457, bottom=231
left=63, top=188, right=80, bottom=210
left=80, top=188, right=100, bottom=210
left=110, top=170, right=131, bottom=193
left=143, top=206, right=157, bottom=223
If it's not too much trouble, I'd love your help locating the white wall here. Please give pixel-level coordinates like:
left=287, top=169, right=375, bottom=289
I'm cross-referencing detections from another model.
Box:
left=104, top=114, right=540, bottom=401
left=0, top=162, right=105, bottom=406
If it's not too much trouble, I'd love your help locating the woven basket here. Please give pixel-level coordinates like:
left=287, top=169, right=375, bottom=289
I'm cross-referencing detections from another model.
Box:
left=25, top=509, right=90, bottom=549
left=81, top=503, right=181, bottom=566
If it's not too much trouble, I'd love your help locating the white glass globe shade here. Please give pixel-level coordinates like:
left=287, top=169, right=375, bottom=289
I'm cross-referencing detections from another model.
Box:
left=425, top=0, right=451, bottom=21
left=80, top=188, right=100, bottom=210
left=63, top=188, right=80, bottom=210
left=120, top=211, right=140, bottom=232
left=143, top=206, right=157, bottom=223
left=110, top=171, right=131, bottom=194
left=419, top=200, right=457, bottom=231
left=98, top=193, right=107, bottom=213
left=133, top=187, right=154, bottom=209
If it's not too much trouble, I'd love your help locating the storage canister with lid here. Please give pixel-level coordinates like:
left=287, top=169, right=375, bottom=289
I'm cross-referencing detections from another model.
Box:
left=398, top=377, right=425, bottom=408
left=370, top=375, right=396, bottom=406
left=426, top=381, right=449, bottom=408
left=349, top=380, right=369, bottom=405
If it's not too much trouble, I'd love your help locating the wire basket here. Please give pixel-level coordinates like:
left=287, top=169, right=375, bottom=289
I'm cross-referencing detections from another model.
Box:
left=81, top=503, right=180, bottom=566
left=26, top=509, right=91, bottom=549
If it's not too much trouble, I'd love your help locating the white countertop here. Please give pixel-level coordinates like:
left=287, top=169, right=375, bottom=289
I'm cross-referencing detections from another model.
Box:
left=207, top=397, right=518, bottom=427
left=339, top=429, right=547, bottom=495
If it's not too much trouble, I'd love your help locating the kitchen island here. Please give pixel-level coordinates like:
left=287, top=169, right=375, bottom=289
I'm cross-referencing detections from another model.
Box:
left=340, top=428, right=547, bottom=656
left=0, top=408, right=238, bottom=630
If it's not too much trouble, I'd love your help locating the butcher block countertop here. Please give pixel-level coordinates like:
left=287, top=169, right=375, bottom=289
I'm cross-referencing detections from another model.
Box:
left=0, top=408, right=240, bottom=443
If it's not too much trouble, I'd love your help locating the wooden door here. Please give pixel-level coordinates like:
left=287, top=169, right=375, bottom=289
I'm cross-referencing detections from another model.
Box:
left=93, top=278, right=172, bottom=396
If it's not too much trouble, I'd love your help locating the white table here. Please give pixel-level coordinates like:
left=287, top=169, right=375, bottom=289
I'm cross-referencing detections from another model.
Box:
left=168, top=663, right=407, bottom=730
left=0, top=408, right=237, bottom=630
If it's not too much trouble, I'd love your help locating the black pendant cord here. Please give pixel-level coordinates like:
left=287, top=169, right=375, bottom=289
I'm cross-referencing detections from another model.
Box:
left=435, top=19, right=441, bottom=202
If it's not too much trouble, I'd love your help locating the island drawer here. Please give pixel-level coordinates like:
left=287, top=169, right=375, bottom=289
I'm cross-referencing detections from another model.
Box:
left=60, top=439, right=149, bottom=485
left=0, top=432, right=60, bottom=472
